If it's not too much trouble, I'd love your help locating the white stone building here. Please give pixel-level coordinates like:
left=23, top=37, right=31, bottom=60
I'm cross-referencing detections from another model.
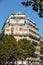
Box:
left=2, top=12, right=40, bottom=65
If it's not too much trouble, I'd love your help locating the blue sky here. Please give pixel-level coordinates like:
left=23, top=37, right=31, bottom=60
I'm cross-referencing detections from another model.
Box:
left=0, top=0, right=43, bottom=37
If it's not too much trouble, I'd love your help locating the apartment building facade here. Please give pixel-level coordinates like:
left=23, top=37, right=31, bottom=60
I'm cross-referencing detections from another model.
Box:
left=2, top=12, right=40, bottom=65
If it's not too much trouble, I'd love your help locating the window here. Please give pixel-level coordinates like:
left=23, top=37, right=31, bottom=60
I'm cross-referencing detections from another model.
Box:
left=27, top=24, right=29, bottom=28
left=25, top=24, right=29, bottom=28
left=5, top=24, right=9, bottom=28
left=16, top=17, right=19, bottom=22
left=19, top=35, right=22, bottom=37
left=16, top=19, right=18, bottom=22
left=5, top=29, right=10, bottom=31
left=8, top=23, right=10, bottom=26
left=20, top=28, right=22, bottom=31
left=11, top=27, right=14, bottom=34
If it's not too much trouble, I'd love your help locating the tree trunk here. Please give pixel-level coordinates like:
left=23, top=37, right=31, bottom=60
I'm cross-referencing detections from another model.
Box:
left=22, top=58, right=23, bottom=65
left=16, top=58, right=17, bottom=65
left=27, top=59, right=29, bottom=65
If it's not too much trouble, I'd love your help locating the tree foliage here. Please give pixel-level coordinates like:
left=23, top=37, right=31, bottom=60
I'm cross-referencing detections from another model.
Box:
left=0, top=35, right=36, bottom=61
left=18, top=38, right=35, bottom=59
left=0, top=35, right=17, bottom=61
left=21, top=0, right=43, bottom=17
left=40, top=41, right=43, bottom=54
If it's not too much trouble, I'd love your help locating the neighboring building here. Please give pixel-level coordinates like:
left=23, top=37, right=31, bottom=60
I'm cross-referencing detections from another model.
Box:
left=40, top=37, right=43, bottom=65
left=2, top=12, right=40, bottom=65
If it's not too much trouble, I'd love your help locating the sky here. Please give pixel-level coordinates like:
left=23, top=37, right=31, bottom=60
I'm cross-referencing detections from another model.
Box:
left=0, top=0, right=43, bottom=37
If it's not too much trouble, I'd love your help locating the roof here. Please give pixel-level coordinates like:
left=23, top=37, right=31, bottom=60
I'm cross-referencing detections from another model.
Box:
left=15, top=12, right=24, bottom=15
left=2, top=12, right=39, bottom=31
left=12, top=12, right=26, bottom=15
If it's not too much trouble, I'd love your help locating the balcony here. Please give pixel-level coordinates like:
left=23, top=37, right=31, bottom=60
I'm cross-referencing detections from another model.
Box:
left=29, top=34, right=40, bottom=41
left=29, top=57, right=40, bottom=62
left=29, top=29, right=39, bottom=36
left=29, top=23, right=39, bottom=31
left=32, top=41, right=38, bottom=46
left=35, top=51, right=40, bottom=55
left=13, top=32, right=29, bottom=36
left=29, top=20, right=36, bottom=27
left=29, top=31, right=39, bottom=39
left=31, top=53, right=38, bottom=58
left=36, top=46, right=40, bottom=50
left=9, top=19, right=25, bottom=25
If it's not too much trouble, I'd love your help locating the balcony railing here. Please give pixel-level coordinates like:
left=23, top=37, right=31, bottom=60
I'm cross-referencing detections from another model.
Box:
left=32, top=41, right=38, bottom=46
left=12, top=32, right=29, bottom=36
left=29, top=34, right=40, bottom=41
left=29, top=29, right=39, bottom=36
left=29, top=23, right=39, bottom=31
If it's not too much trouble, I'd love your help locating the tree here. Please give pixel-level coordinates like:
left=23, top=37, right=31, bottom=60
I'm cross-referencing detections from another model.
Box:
left=0, top=35, right=17, bottom=61
left=18, top=38, right=36, bottom=59
left=0, top=35, right=24, bottom=65
left=18, top=38, right=36, bottom=65
left=0, top=35, right=36, bottom=65
left=21, top=0, right=43, bottom=17
left=40, top=46, right=43, bottom=54
left=40, top=41, right=43, bottom=54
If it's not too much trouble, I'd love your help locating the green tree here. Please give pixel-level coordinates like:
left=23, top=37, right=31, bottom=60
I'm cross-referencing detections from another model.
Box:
left=0, top=35, right=17, bottom=61
left=18, top=38, right=35, bottom=59
left=21, top=0, right=43, bottom=17
left=18, top=38, right=36, bottom=65
left=40, top=41, right=43, bottom=54
left=0, top=35, right=36, bottom=65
